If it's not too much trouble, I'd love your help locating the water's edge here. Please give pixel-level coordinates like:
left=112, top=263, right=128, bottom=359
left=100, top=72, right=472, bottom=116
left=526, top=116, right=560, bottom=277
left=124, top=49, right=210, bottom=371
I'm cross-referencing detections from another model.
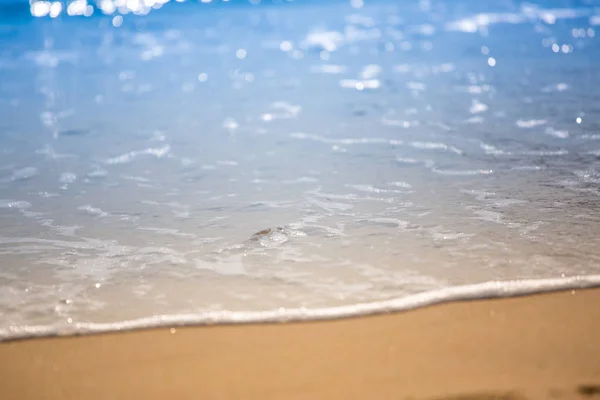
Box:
left=3, top=275, right=600, bottom=342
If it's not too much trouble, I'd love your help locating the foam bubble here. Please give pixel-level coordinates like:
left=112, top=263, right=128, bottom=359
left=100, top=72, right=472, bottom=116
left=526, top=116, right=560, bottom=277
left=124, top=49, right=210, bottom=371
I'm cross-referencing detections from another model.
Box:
left=105, top=145, right=171, bottom=165
left=2, top=276, right=599, bottom=341
left=59, top=172, right=77, bottom=184
left=0, top=200, right=32, bottom=209
left=516, top=119, right=547, bottom=128
left=545, top=127, right=569, bottom=139
left=432, top=168, right=493, bottom=176
left=78, top=205, right=108, bottom=217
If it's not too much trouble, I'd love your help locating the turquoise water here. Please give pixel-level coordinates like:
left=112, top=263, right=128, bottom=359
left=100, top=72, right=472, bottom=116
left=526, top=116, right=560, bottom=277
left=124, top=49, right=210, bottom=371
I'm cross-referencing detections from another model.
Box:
left=1, top=0, right=600, bottom=339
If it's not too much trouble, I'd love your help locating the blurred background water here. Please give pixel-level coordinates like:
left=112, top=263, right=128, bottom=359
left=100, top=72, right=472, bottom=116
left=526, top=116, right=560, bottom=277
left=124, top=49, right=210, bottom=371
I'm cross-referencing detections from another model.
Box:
left=1, top=0, right=600, bottom=333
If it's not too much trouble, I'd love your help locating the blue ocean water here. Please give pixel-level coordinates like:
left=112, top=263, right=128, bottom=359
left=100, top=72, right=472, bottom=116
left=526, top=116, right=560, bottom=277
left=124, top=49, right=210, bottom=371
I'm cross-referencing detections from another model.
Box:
left=1, top=0, right=600, bottom=339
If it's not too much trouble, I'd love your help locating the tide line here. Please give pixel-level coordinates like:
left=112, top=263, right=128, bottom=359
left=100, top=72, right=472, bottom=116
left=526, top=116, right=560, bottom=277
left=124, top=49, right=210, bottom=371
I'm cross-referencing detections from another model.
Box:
left=2, top=275, right=600, bottom=341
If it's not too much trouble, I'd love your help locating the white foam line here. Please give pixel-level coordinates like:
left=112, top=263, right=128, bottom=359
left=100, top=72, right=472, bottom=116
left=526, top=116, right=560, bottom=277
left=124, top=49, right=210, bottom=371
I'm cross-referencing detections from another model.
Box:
left=2, top=275, right=600, bottom=342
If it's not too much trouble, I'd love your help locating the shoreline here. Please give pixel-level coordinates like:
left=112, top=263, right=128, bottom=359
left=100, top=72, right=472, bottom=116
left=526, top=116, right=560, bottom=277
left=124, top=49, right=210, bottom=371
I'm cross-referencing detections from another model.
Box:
left=3, top=275, right=600, bottom=342
left=2, top=288, right=600, bottom=400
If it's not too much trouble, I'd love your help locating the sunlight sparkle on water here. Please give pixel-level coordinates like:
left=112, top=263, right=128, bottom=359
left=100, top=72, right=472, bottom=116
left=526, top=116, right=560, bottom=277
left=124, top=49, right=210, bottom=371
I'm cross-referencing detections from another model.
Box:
left=3, top=0, right=599, bottom=340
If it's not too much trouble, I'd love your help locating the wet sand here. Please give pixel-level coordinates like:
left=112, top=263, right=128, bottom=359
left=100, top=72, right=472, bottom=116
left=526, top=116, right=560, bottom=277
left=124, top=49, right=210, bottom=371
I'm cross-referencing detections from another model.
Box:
left=1, top=288, right=600, bottom=400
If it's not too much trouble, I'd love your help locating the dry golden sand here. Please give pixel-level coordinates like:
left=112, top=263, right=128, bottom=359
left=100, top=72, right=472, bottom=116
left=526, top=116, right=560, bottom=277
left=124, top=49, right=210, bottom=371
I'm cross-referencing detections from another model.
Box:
left=1, top=289, right=600, bottom=400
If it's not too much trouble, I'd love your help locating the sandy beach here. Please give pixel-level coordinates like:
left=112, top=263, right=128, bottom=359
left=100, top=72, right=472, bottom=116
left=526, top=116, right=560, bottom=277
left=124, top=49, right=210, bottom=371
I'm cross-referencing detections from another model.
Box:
left=1, top=288, right=599, bottom=400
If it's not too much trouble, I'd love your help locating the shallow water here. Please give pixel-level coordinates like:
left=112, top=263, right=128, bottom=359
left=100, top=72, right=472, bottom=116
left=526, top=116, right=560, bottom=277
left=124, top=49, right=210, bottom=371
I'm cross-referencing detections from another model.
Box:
left=1, top=0, right=600, bottom=338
